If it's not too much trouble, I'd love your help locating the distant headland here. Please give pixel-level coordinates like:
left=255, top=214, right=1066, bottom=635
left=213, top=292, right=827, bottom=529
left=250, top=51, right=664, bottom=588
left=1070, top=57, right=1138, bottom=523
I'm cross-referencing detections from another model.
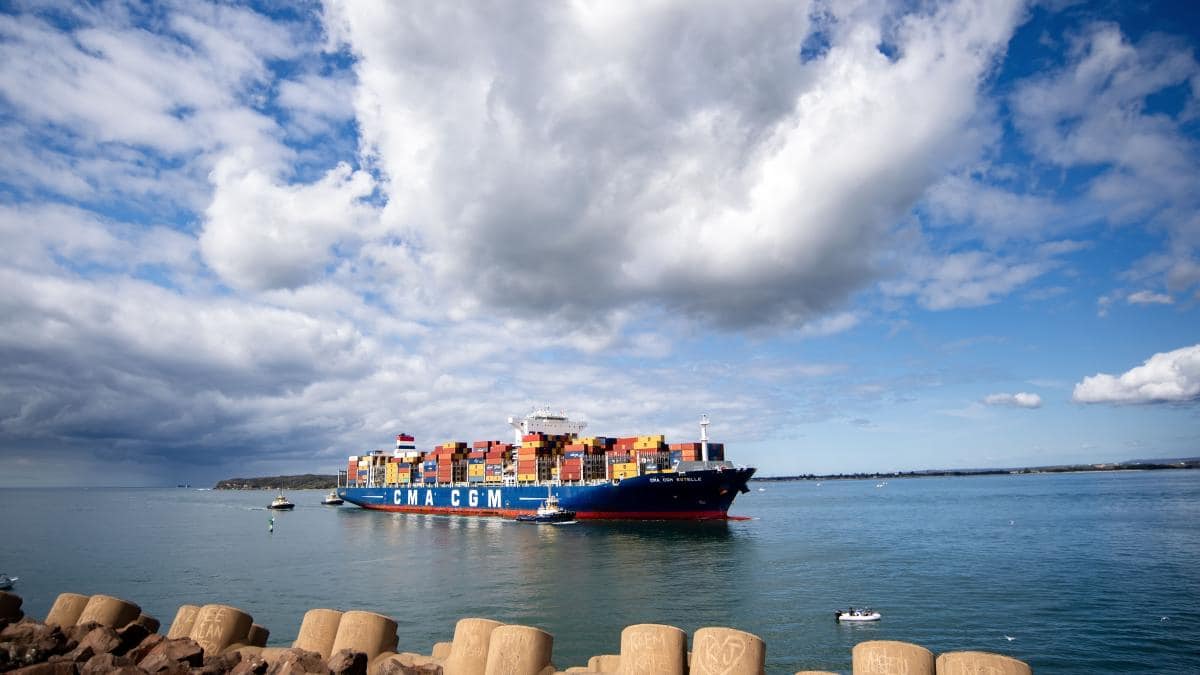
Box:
left=755, top=457, right=1200, bottom=482
left=213, top=474, right=336, bottom=490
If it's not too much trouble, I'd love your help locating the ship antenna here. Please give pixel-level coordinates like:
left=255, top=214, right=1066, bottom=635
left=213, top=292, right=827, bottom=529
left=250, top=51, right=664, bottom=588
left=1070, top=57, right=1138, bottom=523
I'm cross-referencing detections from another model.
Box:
left=700, top=414, right=710, bottom=463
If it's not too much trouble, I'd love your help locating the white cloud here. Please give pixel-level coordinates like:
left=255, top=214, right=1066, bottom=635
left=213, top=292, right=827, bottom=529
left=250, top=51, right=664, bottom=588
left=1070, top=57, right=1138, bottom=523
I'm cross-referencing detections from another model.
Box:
left=983, top=392, right=1043, bottom=409
left=923, top=174, right=1067, bottom=241
left=326, top=0, right=1025, bottom=327
left=885, top=250, right=1051, bottom=310
left=1011, top=23, right=1200, bottom=295
left=1126, top=290, right=1173, bottom=305
left=1073, top=344, right=1200, bottom=404
left=200, top=152, right=378, bottom=291
left=797, top=312, right=861, bottom=338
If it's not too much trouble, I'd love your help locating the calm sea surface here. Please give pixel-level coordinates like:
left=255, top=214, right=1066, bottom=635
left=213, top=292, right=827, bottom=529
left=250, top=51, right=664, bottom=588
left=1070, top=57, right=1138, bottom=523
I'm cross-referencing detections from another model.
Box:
left=2, top=471, right=1198, bottom=673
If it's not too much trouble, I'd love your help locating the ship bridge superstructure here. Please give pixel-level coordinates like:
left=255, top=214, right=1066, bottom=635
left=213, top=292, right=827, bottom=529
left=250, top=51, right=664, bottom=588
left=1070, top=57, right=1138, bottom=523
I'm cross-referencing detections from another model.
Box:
left=508, top=407, right=588, bottom=445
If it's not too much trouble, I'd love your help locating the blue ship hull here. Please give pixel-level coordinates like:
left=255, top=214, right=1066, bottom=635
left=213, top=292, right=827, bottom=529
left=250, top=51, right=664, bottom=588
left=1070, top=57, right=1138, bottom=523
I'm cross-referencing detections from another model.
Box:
left=338, top=466, right=755, bottom=520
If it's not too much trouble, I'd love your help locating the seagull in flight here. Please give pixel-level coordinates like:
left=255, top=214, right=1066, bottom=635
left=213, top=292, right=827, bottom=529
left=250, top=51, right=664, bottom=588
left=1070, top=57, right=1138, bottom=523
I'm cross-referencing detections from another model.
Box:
left=1160, top=616, right=1170, bottom=622
left=1004, top=635, right=1015, bottom=641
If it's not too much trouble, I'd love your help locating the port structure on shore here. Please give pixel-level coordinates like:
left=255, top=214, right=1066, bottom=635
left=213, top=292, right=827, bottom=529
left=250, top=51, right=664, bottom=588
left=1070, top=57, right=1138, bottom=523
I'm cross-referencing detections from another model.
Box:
left=1, top=589, right=1033, bottom=674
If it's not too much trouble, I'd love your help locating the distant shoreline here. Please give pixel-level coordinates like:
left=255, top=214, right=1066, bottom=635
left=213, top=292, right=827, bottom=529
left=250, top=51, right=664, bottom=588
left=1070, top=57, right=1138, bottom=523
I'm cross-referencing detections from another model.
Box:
left=753, top=458, right=1200, bottom=482
left=208, top=458, right=1200, bottom=489
left=213, top=474, right=336, bottom=490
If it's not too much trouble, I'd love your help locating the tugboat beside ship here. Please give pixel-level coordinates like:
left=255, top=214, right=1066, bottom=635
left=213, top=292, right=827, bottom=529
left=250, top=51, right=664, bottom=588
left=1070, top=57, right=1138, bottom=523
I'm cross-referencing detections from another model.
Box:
left=337, top=410, right=755, bottom=520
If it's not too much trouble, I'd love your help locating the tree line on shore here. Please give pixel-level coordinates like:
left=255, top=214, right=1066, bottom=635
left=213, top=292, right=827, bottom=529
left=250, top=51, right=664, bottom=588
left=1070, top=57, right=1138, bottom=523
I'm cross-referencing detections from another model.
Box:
left=213, top=475, right=336, bottom=490
left=754, top=457, right=1200, bottom=482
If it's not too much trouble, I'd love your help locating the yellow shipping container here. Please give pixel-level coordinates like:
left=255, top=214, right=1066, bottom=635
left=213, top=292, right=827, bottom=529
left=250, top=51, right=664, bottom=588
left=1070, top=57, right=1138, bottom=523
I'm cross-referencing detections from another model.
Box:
left=467, top=465, right=485, bottom=477
left=385, top=463, right=398, bottom=484
left=399, top=473, right=411, bottom=483
left=517, top=473, right=537, bottom=482
left=484, top=475, right=503, bottom=483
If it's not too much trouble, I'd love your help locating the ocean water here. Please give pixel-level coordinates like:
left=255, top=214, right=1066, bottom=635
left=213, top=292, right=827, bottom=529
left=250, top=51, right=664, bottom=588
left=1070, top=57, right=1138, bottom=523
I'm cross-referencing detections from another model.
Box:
left=1, top=471, right=1198, bottom=673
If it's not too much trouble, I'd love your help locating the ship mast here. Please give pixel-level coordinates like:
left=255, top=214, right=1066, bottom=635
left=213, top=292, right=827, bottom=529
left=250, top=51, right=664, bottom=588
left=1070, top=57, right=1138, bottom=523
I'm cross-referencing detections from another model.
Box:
left=700, top=414, right=710, bottom=463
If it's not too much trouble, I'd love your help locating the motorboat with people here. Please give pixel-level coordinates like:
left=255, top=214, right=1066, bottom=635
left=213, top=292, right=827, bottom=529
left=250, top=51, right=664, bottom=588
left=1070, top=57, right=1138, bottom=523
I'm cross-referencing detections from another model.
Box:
left=267, top=491, right=295, bottom=510
left=515, top=493, right=576, bottom=524
left=0, top=574, right=16, bottom=590
left=321, top=491, right=344, bottom=506
left=836, top=607, right=881, bottom=622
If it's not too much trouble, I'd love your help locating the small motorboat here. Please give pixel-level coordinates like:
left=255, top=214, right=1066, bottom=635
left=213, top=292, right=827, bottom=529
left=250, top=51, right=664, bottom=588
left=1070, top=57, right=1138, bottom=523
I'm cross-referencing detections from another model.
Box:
left=836, top=608, right=881, bottom=622
left=0, top=574, right=17, bottom=590
left=515, top=494, right=576, bottom=524
left=321, top=491, right=344, bottom=506
left=267, top=491, right=295, bottom=510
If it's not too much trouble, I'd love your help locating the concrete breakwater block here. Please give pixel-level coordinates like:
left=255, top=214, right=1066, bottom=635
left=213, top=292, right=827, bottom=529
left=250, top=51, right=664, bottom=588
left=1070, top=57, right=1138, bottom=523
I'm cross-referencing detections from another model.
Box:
left=852, top=640, right=935, bottom=675
left=246, top=623, right=270, bottom=648
left=483, top=624, right=554, bottom=675
left=167, top=604, right=201, bottom=639
left=443, top=617, right=504, bottom=675
left=586, top=654, right=620, bottom=672
left=331, top=610, right=399, bottom=661
left=936, top=651, right=1033, bottom=675
left=43, top=593, right=88, bottom=628
left=616, top=623, right=688, bottom=675
left=188, top=604, right=254, bottom=656
left=75, top=594, right=141, bottom=629
left=295, top=608, right=344, bottom=659
left=691, top=626, right=766, bottom=675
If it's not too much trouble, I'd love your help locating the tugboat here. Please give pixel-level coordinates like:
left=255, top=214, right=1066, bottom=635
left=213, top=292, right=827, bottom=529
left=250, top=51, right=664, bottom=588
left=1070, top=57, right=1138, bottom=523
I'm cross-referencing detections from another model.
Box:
left=321, top=491, right=344, bottom=506
left=267, top=491, right=295, bottom=510
left=515, top=493, right=576, bottom=524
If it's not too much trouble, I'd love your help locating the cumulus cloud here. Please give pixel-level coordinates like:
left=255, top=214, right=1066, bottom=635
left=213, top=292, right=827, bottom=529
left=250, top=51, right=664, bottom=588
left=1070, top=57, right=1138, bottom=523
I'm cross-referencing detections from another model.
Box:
left=1073, top=344, right=1200, bottom=404
left=983, top=392, right=1043, bottom=409
left=326, top=0, right=1025, bottom=327
left=200, top=153, right=378, bottom=291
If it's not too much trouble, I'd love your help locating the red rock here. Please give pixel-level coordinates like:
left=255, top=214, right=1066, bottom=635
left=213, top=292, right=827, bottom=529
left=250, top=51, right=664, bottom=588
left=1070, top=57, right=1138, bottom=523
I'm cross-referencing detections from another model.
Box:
left=115, top=623, right=151, bottom=656
left=63, top=626, right=121, bottom=663
left=373, top=659, right=442, bottom=675
left=327, top=650, right=366, bottom=675
left=193, top=650, right=242, bottom=674
left=80, top=652, right=135, bottom=674
left=8, top=663, right=80, bottom=675
left=138, top=638, right=204, bottom=671
left=264, top=648, right=330, bottom=675
left=127, top=634, right=165, bottom=663
left=229, top=654, right=269, bottom=675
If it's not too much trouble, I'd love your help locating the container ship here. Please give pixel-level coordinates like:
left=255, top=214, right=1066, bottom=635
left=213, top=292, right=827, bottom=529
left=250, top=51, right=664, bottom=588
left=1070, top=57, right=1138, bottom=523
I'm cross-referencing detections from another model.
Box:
left=336, top=409, right=755, bottom=520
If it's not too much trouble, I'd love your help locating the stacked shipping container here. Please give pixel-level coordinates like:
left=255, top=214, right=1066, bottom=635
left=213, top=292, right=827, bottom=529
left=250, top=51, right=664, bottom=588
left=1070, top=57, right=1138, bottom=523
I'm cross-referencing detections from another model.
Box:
left=348, top=431, right=726, bottom=487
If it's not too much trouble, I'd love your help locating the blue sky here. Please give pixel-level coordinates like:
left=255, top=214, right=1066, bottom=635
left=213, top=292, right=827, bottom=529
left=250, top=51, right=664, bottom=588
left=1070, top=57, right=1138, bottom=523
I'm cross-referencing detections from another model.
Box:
left=0, top=0, right=1197, bottom=486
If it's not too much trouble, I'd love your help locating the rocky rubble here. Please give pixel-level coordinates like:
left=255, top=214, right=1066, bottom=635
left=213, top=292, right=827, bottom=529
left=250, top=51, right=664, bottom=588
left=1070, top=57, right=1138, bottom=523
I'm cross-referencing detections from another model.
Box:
left=0, top=618, right=381, bottom=675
